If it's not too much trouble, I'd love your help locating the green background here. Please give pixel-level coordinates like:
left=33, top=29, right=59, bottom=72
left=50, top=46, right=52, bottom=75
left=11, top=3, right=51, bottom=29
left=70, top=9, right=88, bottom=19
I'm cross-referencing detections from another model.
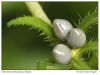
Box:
left=2, top=2, right=98, bottom=70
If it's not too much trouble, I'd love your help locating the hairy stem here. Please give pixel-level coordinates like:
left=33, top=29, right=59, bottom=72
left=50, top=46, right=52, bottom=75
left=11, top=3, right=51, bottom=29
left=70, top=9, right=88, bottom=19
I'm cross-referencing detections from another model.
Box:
left=25, top=2, right=52, bottom=26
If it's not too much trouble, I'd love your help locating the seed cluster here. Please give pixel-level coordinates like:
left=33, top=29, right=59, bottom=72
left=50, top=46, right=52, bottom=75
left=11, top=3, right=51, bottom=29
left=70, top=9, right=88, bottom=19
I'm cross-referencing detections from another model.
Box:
left=52, top=19, right=86, bottom=64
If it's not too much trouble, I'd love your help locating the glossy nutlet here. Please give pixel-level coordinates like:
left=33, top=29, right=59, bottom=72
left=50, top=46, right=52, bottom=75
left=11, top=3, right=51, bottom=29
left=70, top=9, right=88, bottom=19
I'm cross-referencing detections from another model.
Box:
left=53, top=19, right=73, bottom=41
left=52, top=44, right=72, bottom=64
left=66, top=28, right=86, bottom=48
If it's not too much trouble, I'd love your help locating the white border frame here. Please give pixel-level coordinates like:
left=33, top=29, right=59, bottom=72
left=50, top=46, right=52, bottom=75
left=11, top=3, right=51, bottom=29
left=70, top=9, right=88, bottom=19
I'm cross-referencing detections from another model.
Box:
left=0, top=0, right=99, bottom=75
left=0, top=0, right=99, bottom=2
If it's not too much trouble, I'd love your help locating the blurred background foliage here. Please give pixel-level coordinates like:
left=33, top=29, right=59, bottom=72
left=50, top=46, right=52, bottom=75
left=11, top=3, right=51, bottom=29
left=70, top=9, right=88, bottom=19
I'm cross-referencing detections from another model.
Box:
left=2, top=2, right=98, bottom=70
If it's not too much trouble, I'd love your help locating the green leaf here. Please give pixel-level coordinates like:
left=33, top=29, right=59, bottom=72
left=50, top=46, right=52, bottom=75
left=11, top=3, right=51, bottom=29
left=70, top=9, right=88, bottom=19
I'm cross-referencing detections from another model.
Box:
left=8, top=16, right=53, bottom=36
left=85, top=27, right=98, bottom=42
left=47, top=63, right=72, bottom=70
left=71, top=59, right=92, bottom=70
left=79, top=8, right=98, bottom=41
left=79, top=40, right=98, bottom=56
left=35, top=58, right=72, bottom=70
left=76, top=9, right=98, bottom=70
left=79, top=8, right=98, bottom=31
left=73, top=40, right=98, bottom=69
left=35, top=61, right=48, bottom=70
left=7, top=16, right=60, bottom=45
left=87, top=53, right=98, bottom=69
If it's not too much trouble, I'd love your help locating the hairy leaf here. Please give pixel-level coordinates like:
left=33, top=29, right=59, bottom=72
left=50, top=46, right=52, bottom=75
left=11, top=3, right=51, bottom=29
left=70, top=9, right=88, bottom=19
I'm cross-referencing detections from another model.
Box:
left=7, top=16, right=60, bottom=45
left=8, top=16, right=53, bottom=36
left=71, top=59, right=92, bottom=70
left=79, top=8, right=98, bottom=31
left=79, top=8, right=98, bottom=41
left=76, top=40, right=98, bottom=69
left=79, top=40, right=98, bottom=55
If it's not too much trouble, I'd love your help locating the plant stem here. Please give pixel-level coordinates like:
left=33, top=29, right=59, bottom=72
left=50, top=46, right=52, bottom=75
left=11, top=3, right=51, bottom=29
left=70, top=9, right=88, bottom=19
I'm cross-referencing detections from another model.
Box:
left=25, top=2, right=52, bottom=26
left=71, top=49, right=80, bottom=58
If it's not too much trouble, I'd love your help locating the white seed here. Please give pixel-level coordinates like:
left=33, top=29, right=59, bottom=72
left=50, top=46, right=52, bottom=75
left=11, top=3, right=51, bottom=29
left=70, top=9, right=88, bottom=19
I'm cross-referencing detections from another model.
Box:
left=66, top=28, right=86, bottom=48
left=52, top=44, right=72, bottom=64
left=53, top=19, right=73, bottom=41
